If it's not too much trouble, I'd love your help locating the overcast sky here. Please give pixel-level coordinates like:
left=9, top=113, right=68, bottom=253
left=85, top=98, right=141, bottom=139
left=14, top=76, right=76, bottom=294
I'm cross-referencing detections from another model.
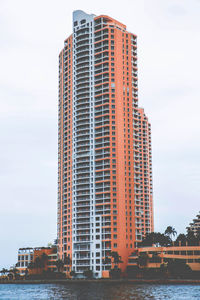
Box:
left=0, top=0, right=199, bottom=269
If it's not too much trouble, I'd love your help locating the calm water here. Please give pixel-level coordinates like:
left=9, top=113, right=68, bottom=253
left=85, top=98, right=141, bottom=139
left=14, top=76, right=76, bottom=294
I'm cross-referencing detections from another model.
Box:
left=0, top=283, right=200, bottom=300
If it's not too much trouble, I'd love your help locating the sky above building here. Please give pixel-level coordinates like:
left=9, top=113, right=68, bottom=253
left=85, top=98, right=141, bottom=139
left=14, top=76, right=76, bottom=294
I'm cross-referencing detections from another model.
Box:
left=0, top=0, right=199, bottom=269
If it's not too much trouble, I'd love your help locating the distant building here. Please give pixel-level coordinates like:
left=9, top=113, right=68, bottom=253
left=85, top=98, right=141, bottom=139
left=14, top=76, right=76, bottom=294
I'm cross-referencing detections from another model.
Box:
left=16, top=246, right=57, bottom=276
left=128, top=245, right=200, bottom=272
left=186, top=212, right=200, bottom=235
left=29, top=247, right=57, bottom=275
left=16, top=248, right=34, bottom=275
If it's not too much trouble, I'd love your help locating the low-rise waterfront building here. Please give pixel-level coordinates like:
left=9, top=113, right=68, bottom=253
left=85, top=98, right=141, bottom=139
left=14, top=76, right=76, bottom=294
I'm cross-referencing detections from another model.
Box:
left=16, top=246, right=57, bottom=276
left=16, top=248, right=34, bottom=275
left=128, top=245, right=200, bottom=271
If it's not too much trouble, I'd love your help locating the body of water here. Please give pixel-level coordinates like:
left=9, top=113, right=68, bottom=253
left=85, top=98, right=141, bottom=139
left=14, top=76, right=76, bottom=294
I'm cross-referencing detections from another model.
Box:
left=0, top=283, right=200, bottom=300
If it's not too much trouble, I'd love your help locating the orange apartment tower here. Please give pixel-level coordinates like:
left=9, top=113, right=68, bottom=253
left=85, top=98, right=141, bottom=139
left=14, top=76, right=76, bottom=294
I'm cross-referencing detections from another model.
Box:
left=58, top=10, right=153, bottom=278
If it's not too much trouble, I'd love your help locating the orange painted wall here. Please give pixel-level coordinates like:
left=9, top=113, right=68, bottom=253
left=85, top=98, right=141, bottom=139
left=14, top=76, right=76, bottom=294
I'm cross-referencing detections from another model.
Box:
left=29, top=248, right=55, bottom=275
left=58, top=35, right=73, bottom=268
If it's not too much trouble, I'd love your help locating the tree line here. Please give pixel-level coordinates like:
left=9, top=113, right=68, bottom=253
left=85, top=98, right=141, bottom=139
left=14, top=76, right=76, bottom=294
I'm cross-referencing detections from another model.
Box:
left=139, top=226, right=200, bottom=247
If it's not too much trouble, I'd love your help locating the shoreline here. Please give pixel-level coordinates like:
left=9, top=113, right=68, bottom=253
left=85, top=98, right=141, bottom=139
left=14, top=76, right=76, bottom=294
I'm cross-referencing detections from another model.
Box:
left=1, top=279, right=200, bottom=285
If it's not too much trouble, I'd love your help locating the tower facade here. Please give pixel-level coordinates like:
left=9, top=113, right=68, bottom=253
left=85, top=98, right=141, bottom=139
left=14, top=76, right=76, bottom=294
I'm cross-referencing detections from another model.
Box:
left=58, top=10, right=153, bottom=278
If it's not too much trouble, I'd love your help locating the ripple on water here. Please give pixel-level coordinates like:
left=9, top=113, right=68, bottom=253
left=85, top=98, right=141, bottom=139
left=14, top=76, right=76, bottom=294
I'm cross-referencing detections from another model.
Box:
left=0, top=283, right=200, bottom=300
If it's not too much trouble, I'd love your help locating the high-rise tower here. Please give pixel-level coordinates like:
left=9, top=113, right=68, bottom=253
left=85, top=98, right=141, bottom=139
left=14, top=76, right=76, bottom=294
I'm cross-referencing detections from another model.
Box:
left=58, top=10, right=153, bottom=278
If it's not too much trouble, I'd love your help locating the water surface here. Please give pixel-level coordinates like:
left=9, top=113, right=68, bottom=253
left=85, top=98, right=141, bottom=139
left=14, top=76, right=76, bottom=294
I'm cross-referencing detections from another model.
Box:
left=0, top=283, right=200, bottom=300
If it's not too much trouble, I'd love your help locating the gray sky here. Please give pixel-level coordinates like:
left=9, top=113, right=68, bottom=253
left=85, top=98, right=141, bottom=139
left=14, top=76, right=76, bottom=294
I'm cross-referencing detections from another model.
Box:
left=0, top=0, right=199, bottom=269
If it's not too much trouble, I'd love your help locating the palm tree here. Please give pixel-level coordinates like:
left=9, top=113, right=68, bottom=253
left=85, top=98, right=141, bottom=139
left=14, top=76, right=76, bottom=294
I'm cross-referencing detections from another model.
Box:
left=103, top=256, right=111, bottom=265
left=64, top=255, right=71, bottom=266
left=64, top=255, right=71, bottom=277
left=28, top=261, right=35, bottom=270
left=70, top=270, right=76, bottom=278
left=186, top=230, right=197, bottom=246
left=25, top=269, right=28, bottom=278
left=176, top=234, right=187, bottom=246
left=40, top=253, right=49, bottom=268
left=140, top=232, right=160, bottom=246
left=108, top=252, right=123, bottom=279
left=151, top=252, right=161, bottom=263
left=55, top=259, right=64, bottom=272
left=9, top=268, right=19, bottom=280
left=141, top=232, right=172, bottom=247
left=34, top=256, right=43, bottom=273
left=138, top=252, right=149, bottom=267
left=110, top=251, right=123, bottom=268
left=158, top=233, right=172, bottom=247
left=0, top=268, right=8, bottom=277
left=164, top=226, right=177, bottom=240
